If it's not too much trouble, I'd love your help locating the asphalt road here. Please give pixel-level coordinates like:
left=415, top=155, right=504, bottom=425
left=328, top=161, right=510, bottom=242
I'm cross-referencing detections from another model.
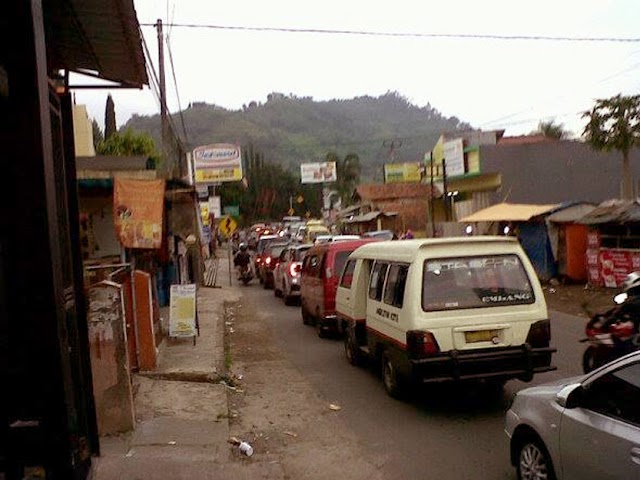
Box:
left=249, top=283, right=587, bottom=480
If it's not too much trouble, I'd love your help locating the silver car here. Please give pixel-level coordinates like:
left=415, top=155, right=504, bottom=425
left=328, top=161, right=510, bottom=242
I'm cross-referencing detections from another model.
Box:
left=505, top=350, right=640, bottom=480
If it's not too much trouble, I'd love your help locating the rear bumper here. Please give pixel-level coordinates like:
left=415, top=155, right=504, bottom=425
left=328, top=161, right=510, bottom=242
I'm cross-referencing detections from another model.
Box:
left=409, top=345, right=556, bottom=383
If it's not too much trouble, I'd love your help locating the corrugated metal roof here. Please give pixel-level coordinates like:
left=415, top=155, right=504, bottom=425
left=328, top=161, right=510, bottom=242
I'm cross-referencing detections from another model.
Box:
left=546, top=203, right=597, bottom=223
left=45, top=0, right=147, bottom=87
left=577, top=199, right=640, bottom=224
left=460, top=202, right=560, bottom=222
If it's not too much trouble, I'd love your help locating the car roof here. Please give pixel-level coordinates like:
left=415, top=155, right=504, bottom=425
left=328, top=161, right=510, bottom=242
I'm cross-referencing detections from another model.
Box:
left=306, top=239, right=376, bottom=254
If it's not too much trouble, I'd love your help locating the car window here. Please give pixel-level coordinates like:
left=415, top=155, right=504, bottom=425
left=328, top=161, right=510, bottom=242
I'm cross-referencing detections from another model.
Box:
left=584, top=361, right=640, bottom=426
left=293, top=247, right=311, bottom=261
left=384, top=264, right=409, bottom=308
left=422, top=254, right=534, bottom=312
left=334, top=251, right=352, bottom=279
left=340, top=259, right=356, bottom=289
left=369, top=262, right=389, bottom=301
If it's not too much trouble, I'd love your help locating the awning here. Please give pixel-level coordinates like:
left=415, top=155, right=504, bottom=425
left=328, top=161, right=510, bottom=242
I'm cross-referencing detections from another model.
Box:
left=45, top=0, right=148, bottom=87
left=460, top=202, right=560, bottom=222
left=343, top=211, right=398, bottom=224
left=577, top=199, right=640, bottom=225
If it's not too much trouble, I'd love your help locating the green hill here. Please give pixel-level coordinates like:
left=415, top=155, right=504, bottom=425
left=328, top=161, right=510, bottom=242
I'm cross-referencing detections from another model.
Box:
left=123, top=91, right=471, bottom=181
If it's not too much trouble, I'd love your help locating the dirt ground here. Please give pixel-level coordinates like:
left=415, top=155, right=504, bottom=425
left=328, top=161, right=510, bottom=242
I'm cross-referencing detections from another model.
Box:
left=222, top=298, right=384, bottom=480
left=541, top=281, right=617, bottom=319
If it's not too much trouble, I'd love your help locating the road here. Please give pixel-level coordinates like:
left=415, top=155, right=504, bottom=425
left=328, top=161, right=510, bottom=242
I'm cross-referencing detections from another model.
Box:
left=242, top=282, right=586, bottom=480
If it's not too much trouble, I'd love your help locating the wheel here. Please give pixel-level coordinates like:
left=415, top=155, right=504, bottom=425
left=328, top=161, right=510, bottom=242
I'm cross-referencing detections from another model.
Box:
left=582, top=345, right=601, bottom=373
left=381, top=350, right=403, bottom=398
left=274, top=283, right=282, bottom=297
left=301, top=305, right=311, bottom=325
left=516, top=439, right=556, bottom=480
left=316, top=317, right=326, bottom=338
left=284, top=292, right=294, bottom=306
left=344, top=329, right=363, bottom=366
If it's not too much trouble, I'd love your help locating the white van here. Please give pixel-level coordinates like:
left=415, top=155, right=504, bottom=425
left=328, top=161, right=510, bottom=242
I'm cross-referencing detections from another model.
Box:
left=336, top=236, right=556, bottom=398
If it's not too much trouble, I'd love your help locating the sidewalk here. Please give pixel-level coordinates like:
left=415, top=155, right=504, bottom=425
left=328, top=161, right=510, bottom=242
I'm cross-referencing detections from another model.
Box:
left=90, top=250, right=247, bottom=479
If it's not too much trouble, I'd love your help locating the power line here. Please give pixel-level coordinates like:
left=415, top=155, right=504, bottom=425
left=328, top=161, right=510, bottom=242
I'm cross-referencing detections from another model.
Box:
left=139, top=23, right=640, bottom=43
left=165, top=35, right=189, bottom=143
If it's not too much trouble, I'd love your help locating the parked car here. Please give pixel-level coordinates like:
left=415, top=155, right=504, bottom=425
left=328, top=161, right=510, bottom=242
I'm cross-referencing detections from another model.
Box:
left=254, top=234, right=278, bottom=281
left=313, top=234, right=361, bottom=245
left=274, top=244, right=312, bottom=305
left=362, top=230, right=395, bottom=240
left=337, top=237, right=556, bottom=398
left=506, top=350, right=640, bottom=480
left=300, top=239, right=376, bottom=337
left=259, top=242, right=290, bottom=289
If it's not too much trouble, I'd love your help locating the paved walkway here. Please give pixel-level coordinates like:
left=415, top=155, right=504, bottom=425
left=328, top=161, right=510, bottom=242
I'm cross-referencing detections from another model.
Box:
left=90, top=250, right=256, bottom=479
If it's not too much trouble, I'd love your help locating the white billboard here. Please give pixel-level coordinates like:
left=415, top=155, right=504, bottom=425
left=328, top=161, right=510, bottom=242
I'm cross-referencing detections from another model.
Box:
left=443, top=138, right=465, bottom=177
left=192, top=143, right=243, bottom=184
left=300, top=161, right=337, bottom=184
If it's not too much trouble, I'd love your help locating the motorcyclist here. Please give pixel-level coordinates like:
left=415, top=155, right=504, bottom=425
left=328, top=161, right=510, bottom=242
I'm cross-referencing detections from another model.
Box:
left=233, top=243, right=252, bottom=279
left=589, top=271, right=640, bottom=342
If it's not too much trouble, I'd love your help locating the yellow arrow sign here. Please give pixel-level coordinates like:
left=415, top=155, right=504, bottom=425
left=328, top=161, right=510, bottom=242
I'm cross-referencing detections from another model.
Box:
left=219, top=215, right=237, bottom=236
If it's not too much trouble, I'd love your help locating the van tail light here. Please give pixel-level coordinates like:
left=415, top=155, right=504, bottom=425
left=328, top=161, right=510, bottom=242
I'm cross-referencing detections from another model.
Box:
left=407, top=330, right=440, bottom=358
left=265, top=256, right=272, bottom=265
left=526, top=320, right=550, bottom=348
left=256, top=257, right=262, bottom=264
left=289, top=263, right=301, bottom=277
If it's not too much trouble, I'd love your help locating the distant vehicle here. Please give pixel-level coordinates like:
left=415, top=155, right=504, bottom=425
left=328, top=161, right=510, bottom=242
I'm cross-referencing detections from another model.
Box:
left=362, top=230, right=395, bottom=241
left=274, top=244, right=312, bottom=305
left=282, top=215, right=302, bottom=224
left=302, top=225, right=331, bottom=244
left=259, top=242, right=290, bottom=289
left=254, top=234, right=279, bottom=281
left=506, top=350, right=640, bottom=480
left=314, top=235, right=361, bottom=245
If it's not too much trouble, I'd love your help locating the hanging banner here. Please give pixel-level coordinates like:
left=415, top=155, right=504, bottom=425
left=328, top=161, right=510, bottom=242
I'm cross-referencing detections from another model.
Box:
left=300, top=161, right=337, bottom=184
left=192, top=143, right=243, bottom=184
left=113, top=178, right=165, bottom=249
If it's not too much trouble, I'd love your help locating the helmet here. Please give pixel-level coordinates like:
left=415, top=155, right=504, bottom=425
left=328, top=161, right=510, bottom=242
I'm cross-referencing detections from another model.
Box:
left=622, top=271, right=640, bottom=292
left=239, top=243, right=247, bottom=251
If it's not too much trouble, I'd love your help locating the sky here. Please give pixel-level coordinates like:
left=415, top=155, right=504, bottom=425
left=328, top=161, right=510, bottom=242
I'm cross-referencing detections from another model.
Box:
left=74, top=0, right=640, bottom=140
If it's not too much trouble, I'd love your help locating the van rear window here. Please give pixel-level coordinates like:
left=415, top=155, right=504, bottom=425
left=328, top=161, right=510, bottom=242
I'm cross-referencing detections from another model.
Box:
left=422, top=255, right=535, bottom=312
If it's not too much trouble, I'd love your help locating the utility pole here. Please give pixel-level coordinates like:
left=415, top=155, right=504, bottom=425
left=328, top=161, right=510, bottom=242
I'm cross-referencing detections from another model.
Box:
left=156, top=19, right=171, bottom=177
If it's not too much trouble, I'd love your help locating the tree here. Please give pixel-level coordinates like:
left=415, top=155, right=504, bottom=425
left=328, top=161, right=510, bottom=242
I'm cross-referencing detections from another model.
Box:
left=536, top=120, right=567, bottom=139
left=104, top=94, right=117, bottom=140
left=332, top=152, right=360, bottom=206
left=92, top=119, right=104, bottom=151
left=96, top=129, right=161, bottom=166
left=583, top=94, right=640, bottom=200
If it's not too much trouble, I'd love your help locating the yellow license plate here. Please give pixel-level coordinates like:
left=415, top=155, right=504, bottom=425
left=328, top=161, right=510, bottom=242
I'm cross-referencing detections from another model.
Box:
left=465, top=330, right=501, bottom=343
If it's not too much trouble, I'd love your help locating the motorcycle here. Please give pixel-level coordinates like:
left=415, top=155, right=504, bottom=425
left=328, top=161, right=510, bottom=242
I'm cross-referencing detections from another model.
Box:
left=581, top=292, right=639, bottom=373
left=239, top=264, right=253, bottom=286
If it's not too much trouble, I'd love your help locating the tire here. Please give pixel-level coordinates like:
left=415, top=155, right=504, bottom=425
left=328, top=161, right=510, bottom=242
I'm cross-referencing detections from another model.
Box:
left=582, top=346, right=601, bottom=374
left=516, top=439, right=556, bottom=480
left=381, top=350, right=403, bottom=399
left=316, top=317, right=326, bottom=338
left=284, top=293, right=294, bottom=306
left=344, top=329, right=363, bottom=366
left=274, top=284, right=282, bottom=297
left=301, top=305, right=311, bottom=325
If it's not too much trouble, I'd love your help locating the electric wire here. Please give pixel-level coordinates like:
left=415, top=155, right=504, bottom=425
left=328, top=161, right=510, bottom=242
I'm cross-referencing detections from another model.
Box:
left=138, top=23, right=640, bottom=43
left=165, top=35, right=190, bottom=144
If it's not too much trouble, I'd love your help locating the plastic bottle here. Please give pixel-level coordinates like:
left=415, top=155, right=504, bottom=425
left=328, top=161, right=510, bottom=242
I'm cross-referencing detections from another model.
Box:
left=238, top=441, right=253, bottom=456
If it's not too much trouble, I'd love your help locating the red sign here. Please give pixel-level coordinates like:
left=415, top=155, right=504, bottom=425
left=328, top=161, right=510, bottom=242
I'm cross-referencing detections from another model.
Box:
left=599, top=249, right=638, bottom=288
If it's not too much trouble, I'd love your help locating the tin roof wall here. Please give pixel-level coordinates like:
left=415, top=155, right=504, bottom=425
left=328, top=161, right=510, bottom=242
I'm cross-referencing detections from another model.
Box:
left=479, top=141, right=640, bottom=204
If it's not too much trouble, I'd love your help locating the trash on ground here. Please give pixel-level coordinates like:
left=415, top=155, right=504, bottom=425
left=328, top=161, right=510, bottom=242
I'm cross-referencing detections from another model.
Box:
left=167, top=441, right=176, bottom=445
left=125, top=450, right=135, bottom=458
left=283, top=431, right=298, bottom=438
left=328, top=403, right=342, bottom=411
left=228, top=436, right=241, bottom=445
left=548, top=288, right=556, bottom=293
left=238, top=441, right=254, bottom=456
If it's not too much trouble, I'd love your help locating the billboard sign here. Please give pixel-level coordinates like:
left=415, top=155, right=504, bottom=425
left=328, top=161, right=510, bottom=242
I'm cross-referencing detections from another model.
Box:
left=113, top=178, right=165, bottom=249
left=384, top=162, right=423, bottom=183
left=192, top=143, right=243, bottom=184
left=300, top=161, right=337, bottom=184
left=443, top=138, right=465, bottom=177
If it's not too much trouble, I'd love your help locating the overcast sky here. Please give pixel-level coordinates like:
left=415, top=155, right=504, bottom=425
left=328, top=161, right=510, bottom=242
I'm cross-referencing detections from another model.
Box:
left=74, top=0, right=639, bottom=140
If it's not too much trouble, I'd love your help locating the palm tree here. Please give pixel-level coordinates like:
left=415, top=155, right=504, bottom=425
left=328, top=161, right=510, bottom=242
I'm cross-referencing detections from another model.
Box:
left=537, top=120, right=567, bottom=139
left=582, top=94, right=640, bottom=200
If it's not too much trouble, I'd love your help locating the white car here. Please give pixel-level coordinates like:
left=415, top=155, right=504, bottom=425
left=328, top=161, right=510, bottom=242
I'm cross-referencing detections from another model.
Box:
left=273, top=244, right=311, bottom=305
left=505, top=350, right=640, bottom=480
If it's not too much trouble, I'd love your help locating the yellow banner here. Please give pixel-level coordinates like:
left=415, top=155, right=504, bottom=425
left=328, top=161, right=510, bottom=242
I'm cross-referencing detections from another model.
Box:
left=384, top=162, right=422, bottom=183
left=194, top=166, right=242, bottom=183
